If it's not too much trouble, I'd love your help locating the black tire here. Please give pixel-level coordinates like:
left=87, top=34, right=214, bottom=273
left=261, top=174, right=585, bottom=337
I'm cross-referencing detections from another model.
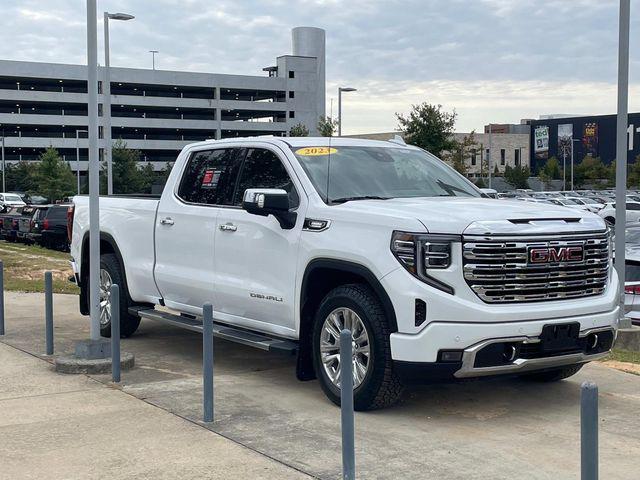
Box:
left=312, top=284, right=404, bottom=411
left=519, top=363, right=584, bottom=382
left=89, top=253, right=140, bottom=338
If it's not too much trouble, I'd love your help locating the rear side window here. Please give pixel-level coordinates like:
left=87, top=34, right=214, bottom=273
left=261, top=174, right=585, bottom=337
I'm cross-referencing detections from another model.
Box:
left=626, top=261, right=640, bottom=281
left=234, top=148, right=299, bottom=207
left=177, top=149, right=241, bottom=205
left=47, top=207, right=67, bottom=220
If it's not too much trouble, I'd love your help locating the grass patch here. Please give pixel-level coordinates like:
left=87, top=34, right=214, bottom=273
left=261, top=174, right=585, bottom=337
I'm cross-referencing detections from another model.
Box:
left=0, top=241, right=79, bottom=294
left=606, top=349, right=640, bottom=365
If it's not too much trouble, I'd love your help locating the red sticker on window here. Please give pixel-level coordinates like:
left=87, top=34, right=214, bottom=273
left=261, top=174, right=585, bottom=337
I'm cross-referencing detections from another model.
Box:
left=202, top=169, right=214, bottom=185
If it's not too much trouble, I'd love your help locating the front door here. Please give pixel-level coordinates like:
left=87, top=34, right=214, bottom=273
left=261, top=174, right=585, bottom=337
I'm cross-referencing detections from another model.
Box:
left=154, top=147, right=243, bottom=314
left=214, top=147, right=305, bottom=336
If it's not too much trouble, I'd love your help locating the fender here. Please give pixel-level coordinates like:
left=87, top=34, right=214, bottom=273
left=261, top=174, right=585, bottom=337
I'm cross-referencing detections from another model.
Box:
left=296, top=258, right=398, bottom=381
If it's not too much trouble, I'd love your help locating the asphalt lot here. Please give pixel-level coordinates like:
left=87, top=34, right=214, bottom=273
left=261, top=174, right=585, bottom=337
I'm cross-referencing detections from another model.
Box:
left=2, top=291, right=640, bottom=480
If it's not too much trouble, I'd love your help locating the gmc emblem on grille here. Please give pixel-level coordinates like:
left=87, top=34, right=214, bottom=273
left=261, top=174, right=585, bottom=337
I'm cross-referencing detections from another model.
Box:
left=528, top=246, right=584, bottom=264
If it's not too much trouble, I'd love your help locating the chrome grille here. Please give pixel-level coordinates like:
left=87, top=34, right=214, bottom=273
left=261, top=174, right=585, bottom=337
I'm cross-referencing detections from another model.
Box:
left=463, top=232, right=610, bottom=303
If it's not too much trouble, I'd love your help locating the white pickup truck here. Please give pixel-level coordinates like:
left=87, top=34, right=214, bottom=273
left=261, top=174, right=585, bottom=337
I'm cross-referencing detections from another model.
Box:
left=70, top=137, right=619, bottom=410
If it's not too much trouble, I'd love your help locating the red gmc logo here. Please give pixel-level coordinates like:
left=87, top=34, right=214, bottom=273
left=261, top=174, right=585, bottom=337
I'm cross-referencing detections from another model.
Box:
left=528, top=246, right=584, bottom=264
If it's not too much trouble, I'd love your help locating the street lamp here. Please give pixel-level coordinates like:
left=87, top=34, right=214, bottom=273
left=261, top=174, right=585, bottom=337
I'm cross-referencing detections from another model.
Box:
left=149, top=50, right=159, bottom=70
left=338, top=87, right=357, bottom=136
left=1, top=129, right=5, bottom=193
left=76, top=129, right=88, bottom=194
left=104, top=11, right=134, bottom=196
left=570, top=138, right=580, bottom=191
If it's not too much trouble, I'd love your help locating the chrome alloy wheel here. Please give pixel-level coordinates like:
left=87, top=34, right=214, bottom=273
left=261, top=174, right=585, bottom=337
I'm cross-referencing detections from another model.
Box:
left=99, top=268, right=113, bottom=326
left=320, top=307, right=371, bottom=388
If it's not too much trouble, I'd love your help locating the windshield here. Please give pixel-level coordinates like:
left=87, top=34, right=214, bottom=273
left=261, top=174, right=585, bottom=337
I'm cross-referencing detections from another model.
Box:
left=291, top=145, right=480, bottom=203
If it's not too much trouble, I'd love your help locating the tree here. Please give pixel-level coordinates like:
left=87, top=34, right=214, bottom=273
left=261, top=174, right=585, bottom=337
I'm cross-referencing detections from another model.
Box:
left=573, top=156, right=609, bottom=188
left=396, top=103, right=456, bottom=157
left=317, top=116, right=338, bottom=137
left=102, top=139, right=154, bottom=194
left=33, top=147, right=75, bottom=201
left=157, top=161, right=174, bottom=185
left=4, top=161, right=38, bottom=192
left=444, top=132, right=478, bottom=176
left=504, top=164, right=531, bottom=189
left=628, top=155, right=640, bottom=188
left=289, top=122, right=309, bottom=137
left=540, top=156, right=562, bottom=180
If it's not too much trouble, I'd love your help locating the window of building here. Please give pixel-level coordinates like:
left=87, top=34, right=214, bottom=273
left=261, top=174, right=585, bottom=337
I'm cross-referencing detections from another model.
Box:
left=234, top=148, right=299, bottom=207
left=471, top=149, right=477, bottom=166
left=289, top=111, right=295, bottom=119
left=288, top=71, right=295, bottom=79
left=288, top=91, right=295, bottom=99
left=485, top=148, right=490, bottom=160
left=500, top=149, right=506, bottom=166
left=514, top=149, right=521, bottom=166
left=177, top=148, right=242, bottom=205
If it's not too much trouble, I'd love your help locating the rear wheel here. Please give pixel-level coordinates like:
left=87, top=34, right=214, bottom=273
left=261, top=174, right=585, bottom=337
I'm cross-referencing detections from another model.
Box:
left=87, top=253, right=140, bottom=338
left=519, top=363, right=584, bottom=382
left=312, top=284, right=404, bottom=411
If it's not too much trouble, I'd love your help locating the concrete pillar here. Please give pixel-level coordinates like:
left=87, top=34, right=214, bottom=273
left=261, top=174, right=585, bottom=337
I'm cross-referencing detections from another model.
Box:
left=292, top=27, right=326, bottom=120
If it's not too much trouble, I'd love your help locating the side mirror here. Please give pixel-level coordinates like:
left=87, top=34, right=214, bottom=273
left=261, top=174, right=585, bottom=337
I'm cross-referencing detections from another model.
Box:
left=242, top=188, right=297, bottom=229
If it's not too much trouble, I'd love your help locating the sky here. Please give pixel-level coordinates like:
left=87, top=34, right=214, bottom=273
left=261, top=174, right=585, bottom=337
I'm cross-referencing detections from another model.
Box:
left=0, top=0, right=639, bottom=134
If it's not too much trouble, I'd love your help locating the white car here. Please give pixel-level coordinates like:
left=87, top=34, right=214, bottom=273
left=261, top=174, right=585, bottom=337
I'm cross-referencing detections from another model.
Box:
left=548, top=198, right=592, bottom=211
left=69, top=137, right=618, bottom=410
left=0, top=193, right=27, bottom=209
left=565, top=197, right=604, bottom=213
left=598, top=201, right=640, bottom=226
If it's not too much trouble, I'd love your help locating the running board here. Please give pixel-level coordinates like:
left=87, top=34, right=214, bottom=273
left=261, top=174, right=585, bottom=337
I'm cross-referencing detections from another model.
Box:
left=130, top=307, right=298, bottom=354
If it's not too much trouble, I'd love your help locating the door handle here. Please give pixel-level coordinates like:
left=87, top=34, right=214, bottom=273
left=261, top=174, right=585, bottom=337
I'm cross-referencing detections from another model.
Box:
left=219, top=223, right=237, bottom=232
left=160, top=217, right=174, bottom=226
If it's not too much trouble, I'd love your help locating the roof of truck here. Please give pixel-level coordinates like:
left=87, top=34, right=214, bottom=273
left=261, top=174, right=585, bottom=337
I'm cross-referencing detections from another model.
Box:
left=185, top=136, right=414, bottom=150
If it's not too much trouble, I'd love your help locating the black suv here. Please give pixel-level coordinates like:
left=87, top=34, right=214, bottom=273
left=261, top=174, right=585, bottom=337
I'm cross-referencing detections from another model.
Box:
left=37, top=204, right=71, bottom=250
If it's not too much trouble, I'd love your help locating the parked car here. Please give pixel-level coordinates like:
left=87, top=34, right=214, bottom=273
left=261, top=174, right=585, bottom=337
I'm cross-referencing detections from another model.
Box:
left=598, top=201, right=640, bottom=226
left=70, top=137, right=618, bottom=410
left=548, top=198, right=592, bottom=212
left=38, top=204, right=72, bottom=250
left=479, top=188, right=497, bottom=198
left=27, top=205, right=51, bottom=246
left=564, top=197, right=604, bottom=213
left=621, top=246, right=640, bottom=326
left=0, top=206, right=22, bottom=242
left=0, top=193, right=27, bottom=209
left=15, top=206, right=43, bottom=244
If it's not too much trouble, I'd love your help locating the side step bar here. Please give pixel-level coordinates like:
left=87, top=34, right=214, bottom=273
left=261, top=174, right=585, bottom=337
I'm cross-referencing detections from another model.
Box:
left=130, top=307, right=298, bottom=354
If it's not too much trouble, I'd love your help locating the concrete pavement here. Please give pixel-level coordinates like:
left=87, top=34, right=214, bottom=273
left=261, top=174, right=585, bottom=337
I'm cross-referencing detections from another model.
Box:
left=2, top=291, right=640, bottom=479
left=0, top=341, right=311, bottom=479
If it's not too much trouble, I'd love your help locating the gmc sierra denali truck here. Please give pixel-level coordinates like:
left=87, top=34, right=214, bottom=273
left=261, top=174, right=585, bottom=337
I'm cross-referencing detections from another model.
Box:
left=70, top=137, right=619, bottom=410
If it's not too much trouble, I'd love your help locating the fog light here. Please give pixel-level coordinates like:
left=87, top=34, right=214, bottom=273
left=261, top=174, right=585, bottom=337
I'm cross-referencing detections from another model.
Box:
left=440, top=350, right=463, bottom=362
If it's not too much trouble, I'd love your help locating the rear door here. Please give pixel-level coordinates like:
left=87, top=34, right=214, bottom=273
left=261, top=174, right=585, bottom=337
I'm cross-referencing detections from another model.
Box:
left=154, top=147, right=243, bottom=314
left=213, top=146, right=305, bottom=335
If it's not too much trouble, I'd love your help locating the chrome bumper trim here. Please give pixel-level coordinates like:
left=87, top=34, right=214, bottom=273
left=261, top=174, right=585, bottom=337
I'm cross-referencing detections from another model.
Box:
left=454, top=326, right=614, bottom=378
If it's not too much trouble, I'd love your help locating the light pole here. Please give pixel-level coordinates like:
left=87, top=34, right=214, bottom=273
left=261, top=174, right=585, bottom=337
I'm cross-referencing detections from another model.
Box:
left=76, top=129, right=88, bottom=195
left=1, top=129, right=5, bottom=193
left=149, top=50, right=158, bottom=70
left=615, top=0, right=631, bottom=329
left=338, top=87, right=357, bottom=136
left=487, top=124, right=493, bottom=189
left=570, top=138, right=580, bottom=191
left=104, top=12, right=134, bottom=196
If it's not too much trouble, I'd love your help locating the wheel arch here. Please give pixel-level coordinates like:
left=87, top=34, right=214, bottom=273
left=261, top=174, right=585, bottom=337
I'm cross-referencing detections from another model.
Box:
left=296, top=258, right=398, bottom=381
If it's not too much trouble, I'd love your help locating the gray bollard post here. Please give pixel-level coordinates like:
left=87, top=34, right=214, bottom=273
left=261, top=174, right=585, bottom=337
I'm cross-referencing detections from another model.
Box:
left=581, top=381, right=599, bottom=480
left=45, top=271, right=53, bottom=355
left=0, top=260, right=4, bottom=336
left=340, top=329, right=355, bottom=480
left=203, top=303, right=214, bottom=422
left=111, top=284, right=121, bottom=383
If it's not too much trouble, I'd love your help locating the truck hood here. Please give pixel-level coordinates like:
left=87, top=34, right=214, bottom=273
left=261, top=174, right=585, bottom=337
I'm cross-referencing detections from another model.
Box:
left=337, top=197, right=605, bottom=235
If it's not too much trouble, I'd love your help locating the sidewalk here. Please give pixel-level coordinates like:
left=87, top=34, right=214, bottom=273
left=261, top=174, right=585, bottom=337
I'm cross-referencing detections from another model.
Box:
left=0, top=342, right=311, bottom=480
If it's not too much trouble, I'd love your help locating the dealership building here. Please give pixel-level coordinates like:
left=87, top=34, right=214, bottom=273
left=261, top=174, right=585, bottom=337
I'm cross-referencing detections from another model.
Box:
left=528, top=113, right=640, bottom=174
left=0, top=27, right=325, bottom=173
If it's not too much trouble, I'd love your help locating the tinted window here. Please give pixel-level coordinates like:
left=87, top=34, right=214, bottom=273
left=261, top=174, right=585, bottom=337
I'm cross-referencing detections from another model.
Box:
left=47, top=206, right=68, bottom=220
left=626, top=262, right=640, bottom=281
left=234, top=149, right=299, bottom=207
left=177, top=149, right=241, bottom=205
left=628, top=203, right=640, bottom=211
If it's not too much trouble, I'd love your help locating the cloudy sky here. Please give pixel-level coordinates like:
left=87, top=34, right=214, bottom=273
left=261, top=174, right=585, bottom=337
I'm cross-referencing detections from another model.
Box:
left=1, top=0, right=639, bottom=134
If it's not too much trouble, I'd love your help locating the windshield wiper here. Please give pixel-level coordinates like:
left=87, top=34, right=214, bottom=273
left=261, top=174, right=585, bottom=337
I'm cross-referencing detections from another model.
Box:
left=330, top=195, right=392, bottom=204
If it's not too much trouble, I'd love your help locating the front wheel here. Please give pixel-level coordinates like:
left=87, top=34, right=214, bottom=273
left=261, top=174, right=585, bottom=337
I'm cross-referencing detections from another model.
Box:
left=87, top=253, right=140, bottom=338
left=312, top=284, right=404, bottom=411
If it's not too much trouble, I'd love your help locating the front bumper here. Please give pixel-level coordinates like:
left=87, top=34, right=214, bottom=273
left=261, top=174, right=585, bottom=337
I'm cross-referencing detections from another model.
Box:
left=390, top=307, right=618, bottom=380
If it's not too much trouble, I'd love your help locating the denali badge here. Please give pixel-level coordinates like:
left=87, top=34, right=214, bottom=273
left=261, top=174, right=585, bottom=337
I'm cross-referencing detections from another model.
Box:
left=528, top=246, right=584, bottom=264
left=250, top=292, right=283, bottom=302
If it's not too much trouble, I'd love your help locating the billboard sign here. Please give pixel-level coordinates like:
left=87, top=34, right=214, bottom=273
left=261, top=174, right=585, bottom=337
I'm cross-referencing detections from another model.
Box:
left=534, top=126, right=549, bottom=160
left=583, top=122, right=598, bottom=158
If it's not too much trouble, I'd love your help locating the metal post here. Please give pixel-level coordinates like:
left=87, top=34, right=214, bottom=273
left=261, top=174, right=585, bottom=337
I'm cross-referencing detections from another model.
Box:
left=571, top=140, right=575, bottom=192
left=563, top=150, right=567, bottom=191
left=615, top=0, right=631, bottom=329
left=103, top=12, right=113, bottom=196
left=87, top=0, right=101, bottom=341
left=203, top=303, right=214, bottom=422
left=111, top=284, right=120, bottom=382
left=45, top=272, right=53, bottom=355
left=581, top=382, right=598, bottom=480
left=340, top=329, right=355, bottom=480
left=0, top=260, right=4, bottom=336
left=1, top=134, right=5, bottom=193
left=488, top=124, right=492, bottom=189
left=338, top=89, right=342, bottom=137
left=76, top=130, right=80, bottom=195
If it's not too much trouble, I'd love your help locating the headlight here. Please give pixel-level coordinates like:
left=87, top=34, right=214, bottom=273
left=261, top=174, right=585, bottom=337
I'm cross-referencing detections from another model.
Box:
left=390, top=231, right=459, bottom=293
